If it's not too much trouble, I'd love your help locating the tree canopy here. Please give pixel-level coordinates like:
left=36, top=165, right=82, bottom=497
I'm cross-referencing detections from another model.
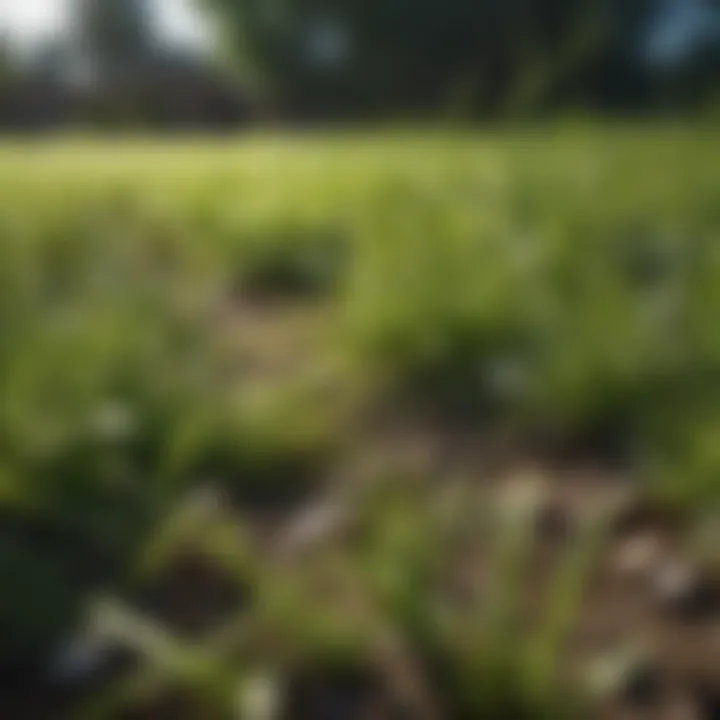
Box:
left=76, top=0, right=155, bottom=80
left=197, top=0, right=719, bottom=117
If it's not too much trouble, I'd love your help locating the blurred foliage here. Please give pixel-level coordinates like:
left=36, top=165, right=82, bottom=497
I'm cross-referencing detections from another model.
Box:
left=197, top=0, right=720, bottom=117
left=0, top=1, right=717, bottom=127
left=199, top=0, right=604, bottom=116
left=77, top=0, right=155, bottom=80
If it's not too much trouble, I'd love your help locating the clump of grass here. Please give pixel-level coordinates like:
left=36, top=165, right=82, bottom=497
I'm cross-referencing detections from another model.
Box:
left=0, top=207, right=227, bottom=663
left=163, top=381, right=339, bottom=511
left=129, top=478, right=602, bottom=720
left=232, top=228, right=349, bottom=303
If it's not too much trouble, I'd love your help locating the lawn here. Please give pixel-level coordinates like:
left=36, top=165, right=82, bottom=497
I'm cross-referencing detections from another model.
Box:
left=0, top=127, right=719, bottom=718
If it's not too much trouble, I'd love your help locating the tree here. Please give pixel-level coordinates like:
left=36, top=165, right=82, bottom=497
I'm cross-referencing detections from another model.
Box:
left=196, top=0, right=624, bottom=118
left=76, top=0, right=155, bottom=81
left=0, top=33, right=17, bottom=87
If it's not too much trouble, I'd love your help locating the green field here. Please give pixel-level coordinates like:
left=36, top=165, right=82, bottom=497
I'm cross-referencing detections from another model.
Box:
left=1, top=129, right=719, bottom=718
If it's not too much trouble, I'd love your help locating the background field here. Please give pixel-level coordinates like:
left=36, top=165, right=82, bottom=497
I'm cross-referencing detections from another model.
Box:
left=1, top=128, right=719, bottom=719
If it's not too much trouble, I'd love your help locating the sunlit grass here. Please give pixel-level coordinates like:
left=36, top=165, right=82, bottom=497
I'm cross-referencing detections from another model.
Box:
left=0, top=127, right=718, bottom=716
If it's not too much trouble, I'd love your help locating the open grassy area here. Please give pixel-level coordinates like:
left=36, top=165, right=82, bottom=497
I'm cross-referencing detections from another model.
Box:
left=1, top=128, right=719, bottom=718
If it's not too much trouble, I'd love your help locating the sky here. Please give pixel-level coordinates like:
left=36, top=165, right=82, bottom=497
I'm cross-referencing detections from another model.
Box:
left=0, top=0, right=210, bottom=50
left=645, top=0, right=720, bottom=65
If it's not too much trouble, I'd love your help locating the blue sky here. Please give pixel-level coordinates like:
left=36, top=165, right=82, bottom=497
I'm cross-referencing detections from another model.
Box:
left=0, top=0, right=209, bottom=49
left=646, top=0, right=720, bottom=65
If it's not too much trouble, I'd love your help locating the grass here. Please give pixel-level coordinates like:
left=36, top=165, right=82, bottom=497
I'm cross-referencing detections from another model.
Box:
left=0, top=126, right=718, bottom=717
